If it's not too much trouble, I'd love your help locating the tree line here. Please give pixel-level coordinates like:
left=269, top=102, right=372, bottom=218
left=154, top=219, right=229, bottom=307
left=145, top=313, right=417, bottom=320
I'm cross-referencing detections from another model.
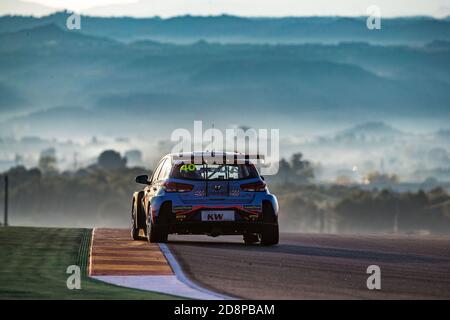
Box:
left=1, top=150, right=449, bottom=233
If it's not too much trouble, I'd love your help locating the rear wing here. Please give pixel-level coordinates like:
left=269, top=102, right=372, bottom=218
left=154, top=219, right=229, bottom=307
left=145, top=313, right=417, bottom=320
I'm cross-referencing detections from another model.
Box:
left=173, top=153, right=265, bottom=165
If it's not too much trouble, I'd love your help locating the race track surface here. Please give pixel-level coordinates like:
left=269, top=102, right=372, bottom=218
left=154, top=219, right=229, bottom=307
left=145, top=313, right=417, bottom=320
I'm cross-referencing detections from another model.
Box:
left=167, top=233, right=450, bottom=299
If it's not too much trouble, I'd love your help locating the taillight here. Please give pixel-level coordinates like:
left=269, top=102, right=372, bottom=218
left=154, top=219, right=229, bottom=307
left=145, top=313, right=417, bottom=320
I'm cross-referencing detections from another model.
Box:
left=240, top=181, right=266, bottom=192
left=163, top=182, right=194, bottom=193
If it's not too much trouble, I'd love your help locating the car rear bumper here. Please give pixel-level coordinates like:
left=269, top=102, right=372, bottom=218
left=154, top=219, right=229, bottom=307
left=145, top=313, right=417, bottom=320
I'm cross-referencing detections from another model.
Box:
left=151, top=192, right=279, bottom=217
left=168, top=221, right=276, bottom=236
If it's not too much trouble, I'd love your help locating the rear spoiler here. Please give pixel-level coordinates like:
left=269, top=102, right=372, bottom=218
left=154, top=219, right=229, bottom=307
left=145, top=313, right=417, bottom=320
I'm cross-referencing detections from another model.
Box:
left=173, top=153, right=265, bottom=165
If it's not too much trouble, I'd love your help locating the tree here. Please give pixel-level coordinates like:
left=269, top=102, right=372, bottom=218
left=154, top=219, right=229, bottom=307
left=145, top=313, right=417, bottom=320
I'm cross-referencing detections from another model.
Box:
left=124, top=149, right=143, bottom=167
left=39, top=156, right=57, bottom=173
left=97, top=150, right=127, bottom=170
left=278, top=159, right=291, bottom=184
left=290, top=153, right=314, bottom=184
left=271, top=153, right=315, bottom=185
left=38, top=148, right=58, bottom=175
left=365, top=171, right=399, bottom=185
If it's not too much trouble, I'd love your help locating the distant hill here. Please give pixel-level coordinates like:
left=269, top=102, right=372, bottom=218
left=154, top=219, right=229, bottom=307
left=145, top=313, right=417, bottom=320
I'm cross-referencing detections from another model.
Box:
left=0, top=21, right=449, bottom=138
left=426, top=40, right=450, bottom=50
left=0, top=82, right=26, bottom=111
left=0, top=0, right=56, bottom=17
left=338, top=122, right=403, bottom=138
left=0, top=23, right=118, bottom=51
left=308, top=121, right=407, bottom=147
left=1, top=12, right=450, bottom=45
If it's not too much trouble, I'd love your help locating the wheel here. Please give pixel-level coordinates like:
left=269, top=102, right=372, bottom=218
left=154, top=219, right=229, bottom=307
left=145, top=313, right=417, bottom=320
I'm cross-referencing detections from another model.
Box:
left=243, top=233, right=259, bottom=245
left=146, top=203, right=170, bottom=243
left=260, top=203, right=279, bottom=246
left=131, top=192, right=147, bottom=240
left=147, top=220, right=168, bottom=243
left=131, top=201, right=140, bottom=240
left=260, top=224, right=279, bottom=246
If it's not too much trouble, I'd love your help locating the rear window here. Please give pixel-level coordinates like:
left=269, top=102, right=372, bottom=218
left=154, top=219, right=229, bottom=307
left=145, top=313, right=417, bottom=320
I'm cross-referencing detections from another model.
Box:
left=170, top=163, right=259, bottom=181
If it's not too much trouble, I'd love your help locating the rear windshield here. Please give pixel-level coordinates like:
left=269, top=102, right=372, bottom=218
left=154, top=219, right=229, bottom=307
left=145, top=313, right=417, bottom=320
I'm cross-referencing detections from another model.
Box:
left=170, top=163, right=259, bottom=181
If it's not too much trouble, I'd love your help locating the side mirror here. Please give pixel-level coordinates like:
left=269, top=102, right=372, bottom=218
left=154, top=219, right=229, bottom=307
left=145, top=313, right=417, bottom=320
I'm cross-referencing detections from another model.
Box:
left=260, top=176, right=265, bottom=181
left=135, top=175, right=150, bottom=185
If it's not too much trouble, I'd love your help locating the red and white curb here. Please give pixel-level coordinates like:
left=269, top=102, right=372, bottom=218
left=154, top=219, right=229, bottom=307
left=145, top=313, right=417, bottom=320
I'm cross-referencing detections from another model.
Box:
left=89, top=228, right=234, bottom=300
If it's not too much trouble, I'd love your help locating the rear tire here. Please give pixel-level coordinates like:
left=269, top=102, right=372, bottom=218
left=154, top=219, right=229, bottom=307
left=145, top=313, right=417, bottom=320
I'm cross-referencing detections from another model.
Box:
left=147, top=203, right=170, bottom=243
left=147, top=224, right=168, bottom=243
left=131, top=226, right=140, bottom=240
left=260, top=224, right=279, bottom=246
left=131, top=192, right=147, bottom=241
left=131, top=201, right=141, bottom=241
left=260, top=203, right=279, bottom=246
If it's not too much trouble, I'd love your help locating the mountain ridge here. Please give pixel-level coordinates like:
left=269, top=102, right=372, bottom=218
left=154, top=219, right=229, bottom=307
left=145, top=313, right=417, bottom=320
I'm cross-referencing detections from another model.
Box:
left=0, top=16, right=449, bottom=137
left=1, top=12, right=450, bottom=44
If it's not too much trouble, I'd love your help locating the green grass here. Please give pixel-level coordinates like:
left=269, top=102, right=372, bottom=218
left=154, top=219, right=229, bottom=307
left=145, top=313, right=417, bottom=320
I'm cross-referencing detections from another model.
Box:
left=0, top=226, right=180, bottom=299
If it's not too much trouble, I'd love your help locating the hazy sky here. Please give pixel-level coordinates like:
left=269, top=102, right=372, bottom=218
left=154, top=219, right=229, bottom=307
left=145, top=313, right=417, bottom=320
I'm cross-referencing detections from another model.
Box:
left=1, top=0, right=450, bottom=18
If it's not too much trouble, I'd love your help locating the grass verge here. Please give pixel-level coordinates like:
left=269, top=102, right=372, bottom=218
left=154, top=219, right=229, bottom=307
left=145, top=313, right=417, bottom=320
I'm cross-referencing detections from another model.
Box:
left=0, top=226, right=180, bottom=299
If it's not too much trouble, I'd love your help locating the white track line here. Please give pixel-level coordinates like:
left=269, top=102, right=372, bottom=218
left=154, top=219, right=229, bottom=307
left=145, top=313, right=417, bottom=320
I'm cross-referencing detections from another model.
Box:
left=91, top=274, right=223, bottom=300
left=158, top=243, right=236, bottom=300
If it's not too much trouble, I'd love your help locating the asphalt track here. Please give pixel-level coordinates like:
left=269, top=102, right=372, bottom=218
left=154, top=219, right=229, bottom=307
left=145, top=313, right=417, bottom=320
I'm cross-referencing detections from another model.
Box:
left=167, top=233, right=450, bottom=299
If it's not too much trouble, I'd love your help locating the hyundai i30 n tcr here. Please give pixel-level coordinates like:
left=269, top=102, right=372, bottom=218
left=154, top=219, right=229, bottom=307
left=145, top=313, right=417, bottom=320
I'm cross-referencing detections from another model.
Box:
left=131, top=152, right=279, bottom=245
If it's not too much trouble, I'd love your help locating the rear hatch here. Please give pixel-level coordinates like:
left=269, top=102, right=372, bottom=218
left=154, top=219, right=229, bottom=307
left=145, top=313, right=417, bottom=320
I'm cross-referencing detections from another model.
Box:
left=171, top=163, right=258, bottom=204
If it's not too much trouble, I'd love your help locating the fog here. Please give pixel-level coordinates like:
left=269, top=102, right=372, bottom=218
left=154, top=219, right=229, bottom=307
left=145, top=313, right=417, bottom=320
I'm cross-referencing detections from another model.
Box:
left=1, top=13, right=450, bottom=232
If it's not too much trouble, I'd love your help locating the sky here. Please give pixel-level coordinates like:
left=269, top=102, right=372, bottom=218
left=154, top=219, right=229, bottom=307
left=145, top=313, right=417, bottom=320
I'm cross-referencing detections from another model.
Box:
left=1, top=0, right=450, bottom=18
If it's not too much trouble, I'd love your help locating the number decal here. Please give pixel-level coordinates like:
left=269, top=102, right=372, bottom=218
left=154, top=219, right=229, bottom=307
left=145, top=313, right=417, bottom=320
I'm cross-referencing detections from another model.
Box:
left=180, top=164, right=196, bottom=172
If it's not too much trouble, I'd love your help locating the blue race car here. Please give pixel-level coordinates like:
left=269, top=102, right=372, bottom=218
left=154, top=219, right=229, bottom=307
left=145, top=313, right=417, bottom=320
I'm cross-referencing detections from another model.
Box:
left=131, top=152, right=279, bottom=245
